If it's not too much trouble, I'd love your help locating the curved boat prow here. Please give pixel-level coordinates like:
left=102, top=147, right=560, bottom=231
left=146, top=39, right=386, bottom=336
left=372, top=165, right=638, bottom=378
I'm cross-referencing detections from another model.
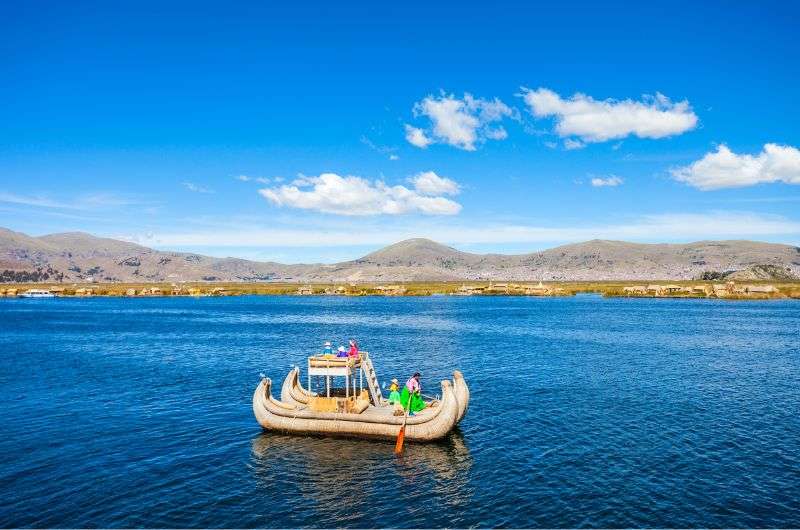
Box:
left=281, top=367, right=316, bottom=406
left=453, top=370, right=470, bottom=424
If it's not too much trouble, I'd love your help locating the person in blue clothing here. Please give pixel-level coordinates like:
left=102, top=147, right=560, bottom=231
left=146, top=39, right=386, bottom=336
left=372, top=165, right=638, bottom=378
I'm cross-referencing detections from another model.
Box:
left=323, top=341, right=333, bottom=355
left=336, top=345, right=348, bottom=357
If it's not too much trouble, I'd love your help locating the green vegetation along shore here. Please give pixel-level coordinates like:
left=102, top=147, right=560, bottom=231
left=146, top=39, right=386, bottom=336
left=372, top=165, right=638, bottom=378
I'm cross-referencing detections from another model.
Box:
left=2, top=280, right=800, bottom=300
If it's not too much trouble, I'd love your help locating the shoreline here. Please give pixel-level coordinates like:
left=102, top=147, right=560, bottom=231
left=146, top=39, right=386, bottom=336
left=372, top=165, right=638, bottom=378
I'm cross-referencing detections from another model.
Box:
left=2, top=280, right=799, bottom=300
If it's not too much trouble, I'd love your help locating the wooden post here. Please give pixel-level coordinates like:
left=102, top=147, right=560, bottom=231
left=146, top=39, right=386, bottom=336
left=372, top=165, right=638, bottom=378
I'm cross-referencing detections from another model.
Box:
left=346, top=370, right=349, bottom=399
left=326, top=375, right=330, bottom=397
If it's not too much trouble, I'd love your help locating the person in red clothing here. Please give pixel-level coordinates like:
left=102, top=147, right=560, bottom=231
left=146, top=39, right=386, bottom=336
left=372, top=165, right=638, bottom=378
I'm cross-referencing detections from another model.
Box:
left=347, top=339, right=359, bottom=358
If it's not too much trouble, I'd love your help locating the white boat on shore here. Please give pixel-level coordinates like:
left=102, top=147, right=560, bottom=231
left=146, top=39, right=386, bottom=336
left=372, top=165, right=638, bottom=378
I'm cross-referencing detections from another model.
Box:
left=19, top=289, right=55, bottom=298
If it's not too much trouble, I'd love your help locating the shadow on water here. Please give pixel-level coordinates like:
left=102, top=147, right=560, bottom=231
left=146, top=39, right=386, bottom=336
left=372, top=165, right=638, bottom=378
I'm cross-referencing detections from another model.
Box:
left=249, top=430, right=473, bottom=526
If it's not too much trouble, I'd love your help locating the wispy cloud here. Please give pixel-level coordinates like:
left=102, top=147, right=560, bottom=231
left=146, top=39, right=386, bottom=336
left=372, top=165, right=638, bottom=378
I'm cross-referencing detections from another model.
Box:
left=564, top=138, right=585, bottom=150
left=360, top=136, right=400, bottom=160
left=590, top=175, right=624, bottom=187
left=405, top=92, right=517, bottom=151
left=136, top=211, right=800, bottom=249
left=671, top=143, right=800, bottom=190
left=0, top=191, right=152, bottom=211
left=0, top=192, right=72, bottom=209
left=520, top=87, right=698, bottom=143
left=258, top=172, right=462, bottom=216
left=182, top=181, right=214, bottom=194
left=235, top=175, right=275, bottom=184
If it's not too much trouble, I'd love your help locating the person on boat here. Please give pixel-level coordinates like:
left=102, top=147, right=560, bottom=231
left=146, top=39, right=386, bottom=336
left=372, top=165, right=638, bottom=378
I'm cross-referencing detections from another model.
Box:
left=347, top=339, right=359, bottom=358
left=400, top=372, right=426, bottom=413
left=388, top=378, right=401, bottom=403
left=336, top=345, right=348, bottom=357
left=323, top=341, right=333, bottom=355
left=388, top=379, right=404, bottom=415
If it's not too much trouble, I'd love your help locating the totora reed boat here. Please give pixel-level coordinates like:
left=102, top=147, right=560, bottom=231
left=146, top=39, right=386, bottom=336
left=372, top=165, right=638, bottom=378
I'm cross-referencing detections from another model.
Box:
left=253, top=351, right=469, bottom=441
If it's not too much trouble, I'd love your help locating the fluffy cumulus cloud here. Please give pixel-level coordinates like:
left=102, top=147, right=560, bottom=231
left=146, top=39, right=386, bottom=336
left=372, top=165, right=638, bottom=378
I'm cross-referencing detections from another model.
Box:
left=520, top=87, right=698, bottom=143
left=671, top=143, right=800, bottom=190
left=404, top=125, right=432, bottom=148
left=590, top=176, right=623, bottom=187
left=405, top=93, right=516, bottom=150
left=258, top=172, right=462, bottom=216
left=409, top=171, right=460, bottom=195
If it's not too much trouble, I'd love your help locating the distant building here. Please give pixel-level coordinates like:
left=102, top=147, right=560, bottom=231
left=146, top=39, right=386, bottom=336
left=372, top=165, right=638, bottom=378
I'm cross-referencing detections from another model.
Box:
left=374, top=285, right=407, bottom=295
left=487, top=282, right=509, bottom=294
left=456, top=284, right=485, bottom=295
left=524, top=282, right=551, bottom=295
left=744, top=285, right=777, bottom=294
left=623, top=285, right=647, bottom=295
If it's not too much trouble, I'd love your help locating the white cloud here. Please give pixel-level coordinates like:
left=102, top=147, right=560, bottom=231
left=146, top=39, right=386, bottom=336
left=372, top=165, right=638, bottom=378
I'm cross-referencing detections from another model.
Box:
left=0, top=192, right=73, bottom=209
left=520, top=87, right=698, bottom=143
left=141, top=211, right=800, bottom=249
left=182, top=182, right=213, bottom=194
left=671, top=143, right=800, bottom=190
left=591, top=176, right=623, bottom=187
left=404, top=125, right=432, bottom=148
left=406, top=92, right=516, bottom=150
left=258, top=172, right=462, bottom=216
left=235, top=175, right=251, bottom=182
left=410, top=171, right=461, bottom=196
left=564, top=138, right=585, bottom=150
left=0, top=191, right=149, bottom=210
left=360, top=135, right=400, bottom=160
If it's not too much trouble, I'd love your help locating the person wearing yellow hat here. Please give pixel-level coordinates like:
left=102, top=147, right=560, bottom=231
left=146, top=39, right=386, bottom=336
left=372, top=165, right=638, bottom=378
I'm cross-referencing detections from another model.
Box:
left=388, top=378, right=401, bottom=402
left=388, top=378, right=403, bottom=415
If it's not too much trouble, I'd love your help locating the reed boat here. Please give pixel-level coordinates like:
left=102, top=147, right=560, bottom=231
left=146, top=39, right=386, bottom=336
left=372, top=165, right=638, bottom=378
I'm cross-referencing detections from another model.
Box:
left=252, top=352, right=469, bottom=441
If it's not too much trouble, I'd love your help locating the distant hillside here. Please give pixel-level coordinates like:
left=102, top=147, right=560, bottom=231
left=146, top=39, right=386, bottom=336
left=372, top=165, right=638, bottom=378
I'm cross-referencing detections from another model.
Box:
left=1, top=227, right=799, bottom=283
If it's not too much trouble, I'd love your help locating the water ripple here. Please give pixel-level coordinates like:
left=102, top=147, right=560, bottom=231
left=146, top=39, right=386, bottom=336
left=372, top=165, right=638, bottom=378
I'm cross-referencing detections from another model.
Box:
left=0, top=296, right=799, bottom=527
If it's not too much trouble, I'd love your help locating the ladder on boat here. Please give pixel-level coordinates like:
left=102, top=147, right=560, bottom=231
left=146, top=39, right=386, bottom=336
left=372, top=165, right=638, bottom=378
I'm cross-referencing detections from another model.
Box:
left=360, top=352, right=384, bottom=406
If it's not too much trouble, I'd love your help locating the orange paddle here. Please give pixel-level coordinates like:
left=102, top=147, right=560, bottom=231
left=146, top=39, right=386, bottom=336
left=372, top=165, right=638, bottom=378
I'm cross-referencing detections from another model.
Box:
left=394, top=390, right=412, bottom=454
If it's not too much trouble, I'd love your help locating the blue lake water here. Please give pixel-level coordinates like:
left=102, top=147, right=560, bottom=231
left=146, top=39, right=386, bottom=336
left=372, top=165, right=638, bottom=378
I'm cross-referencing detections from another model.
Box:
left=1, top=295, right=799, bottom=528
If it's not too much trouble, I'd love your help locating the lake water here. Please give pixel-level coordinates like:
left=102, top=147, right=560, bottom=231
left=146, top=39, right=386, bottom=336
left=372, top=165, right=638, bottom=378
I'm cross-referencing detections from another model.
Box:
left=1, top=295, right=799, bottom=528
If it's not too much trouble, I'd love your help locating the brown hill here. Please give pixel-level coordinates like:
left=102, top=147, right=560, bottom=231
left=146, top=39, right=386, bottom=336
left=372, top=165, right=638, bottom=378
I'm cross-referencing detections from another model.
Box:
left=1, top=228, right=798, bottom=283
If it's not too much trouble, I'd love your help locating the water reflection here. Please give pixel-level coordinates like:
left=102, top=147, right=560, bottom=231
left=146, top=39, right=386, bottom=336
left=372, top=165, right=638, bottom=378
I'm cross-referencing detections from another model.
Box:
left=250, top=430, right=474, bottom=524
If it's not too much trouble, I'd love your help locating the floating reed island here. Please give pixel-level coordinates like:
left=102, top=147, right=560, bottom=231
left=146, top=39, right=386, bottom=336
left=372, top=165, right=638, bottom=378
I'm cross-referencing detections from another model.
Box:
left=1, top=280, right=799, bottom=299
left=253, top=352, right=469, bottom=441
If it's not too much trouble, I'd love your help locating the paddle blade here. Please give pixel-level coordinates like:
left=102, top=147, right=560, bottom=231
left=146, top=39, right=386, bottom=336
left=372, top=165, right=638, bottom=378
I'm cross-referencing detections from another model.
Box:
left=394, top=426, right=406, bottom=454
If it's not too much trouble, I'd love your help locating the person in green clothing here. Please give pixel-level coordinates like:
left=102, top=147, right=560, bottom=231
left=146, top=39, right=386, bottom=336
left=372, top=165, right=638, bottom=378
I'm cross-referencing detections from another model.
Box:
left=387, top=378, right=403, bottom=415
left=400, top=372, right=426, bottom=413
left=388, top=379, right=401, bottom=403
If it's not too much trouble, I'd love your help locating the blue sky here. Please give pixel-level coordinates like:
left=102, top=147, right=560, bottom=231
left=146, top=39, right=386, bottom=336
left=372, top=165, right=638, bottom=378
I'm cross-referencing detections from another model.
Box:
left=2, top=1, right=799, bottom=262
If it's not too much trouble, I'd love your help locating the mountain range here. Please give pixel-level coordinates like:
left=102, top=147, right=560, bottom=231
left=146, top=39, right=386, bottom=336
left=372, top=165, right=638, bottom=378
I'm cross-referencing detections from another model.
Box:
left=1, top=227, right=799, bottom=283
